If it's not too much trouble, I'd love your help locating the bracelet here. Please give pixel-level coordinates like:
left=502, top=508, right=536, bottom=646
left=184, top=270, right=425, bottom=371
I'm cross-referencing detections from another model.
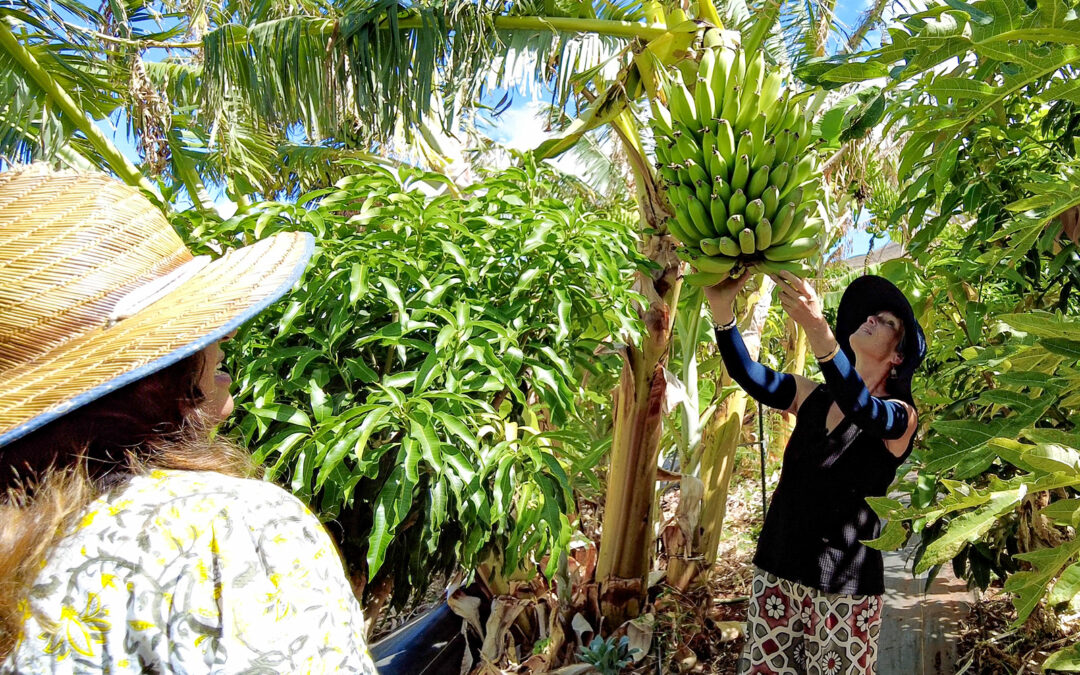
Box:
left=713, top=317, right=737, bottom=332
left=816, top=343, right=841, bottom=363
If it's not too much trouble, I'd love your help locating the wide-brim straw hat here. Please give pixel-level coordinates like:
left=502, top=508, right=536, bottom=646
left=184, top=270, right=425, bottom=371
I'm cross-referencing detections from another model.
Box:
left=0, top=164, right=313, bottom=448
left=835, top=275, right=927, bottom=405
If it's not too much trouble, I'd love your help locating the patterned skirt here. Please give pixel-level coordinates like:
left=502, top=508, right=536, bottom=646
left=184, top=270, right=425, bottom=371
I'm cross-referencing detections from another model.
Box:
left=738, top=568, right=882, bottom=675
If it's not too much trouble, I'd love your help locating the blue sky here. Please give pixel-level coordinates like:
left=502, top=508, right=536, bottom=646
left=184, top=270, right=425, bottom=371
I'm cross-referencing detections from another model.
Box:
left=98, top=0, right=886, bottom=255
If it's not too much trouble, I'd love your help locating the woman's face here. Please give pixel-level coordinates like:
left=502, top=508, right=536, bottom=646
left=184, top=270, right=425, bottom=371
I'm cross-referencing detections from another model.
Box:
left=196, top=332, right=236, bottom=422
left=849, top=311, right=904, bottom=366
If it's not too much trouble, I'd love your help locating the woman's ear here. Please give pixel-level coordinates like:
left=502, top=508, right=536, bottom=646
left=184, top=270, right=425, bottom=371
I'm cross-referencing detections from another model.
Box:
left=891, top=350, right=904, bottom=367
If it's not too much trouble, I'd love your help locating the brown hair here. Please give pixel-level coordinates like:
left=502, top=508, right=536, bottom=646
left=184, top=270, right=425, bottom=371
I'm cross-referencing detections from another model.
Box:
left=0, top=353, right=256, bottom=659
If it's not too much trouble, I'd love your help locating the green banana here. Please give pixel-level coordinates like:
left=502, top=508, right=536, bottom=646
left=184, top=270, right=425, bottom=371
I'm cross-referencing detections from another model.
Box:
left=748, top=114, right=767, bottom=157
left=695, top=180, right=712, bottom=207
left=782, top=205, right=810, bottom=244
left=755, top=217, right=773, bottom=250
left=720, top=85, right=740, bottom=123
left=686, top=158, right=710, bottom=186
left=659, top=163, right=680, bottom=185
left=707, top=149, right=728, bottom=184
left=774, top=130, right=794, bottom=165
left=655, top=141, right=672, bottom=166
left=753, top=139, right=776, bottom=171
left=744, top=50, right=765, bottom=101
left=686, top=195, right=714, bottom=238
left=744, top=198, right=765, bottom=227
left=794, top=218, right=823, bottom=242
left=735, top=130, right=754, bottom=160
left=725, top=213, right=745, bottom=238
left=730, top=155, right=751, bottom=191
left=763, top=236, right=818, bottom=261
left=718, top=235, right=741, bottom=257
left=713, top=48, right=734, bottom=112
left=674, top=135, right=705, bottom=167
left=709, top=193, right=728, bottom=233
left=685, top=270, right=731, bottom=287
left=735, top=85, right=759, bottom=131
left=677, top=60, right=699, bottom=89
left=714, top=177, right=732, bottom=201
left=669, top=183, right=693, bottom=208
left=703, top=28, right=724, bottom=48
left=651, top=102, right=676, bottom=141
left=755, top=259, right=811, bottom=277
left=692, top=254, right=739, bottom=274
left=738, top=228, right=757, bottom=255
left=728, top=188, right=747, bottom=218
left=694, top=78, right=715, bottom=128
left=794, top=115, right=811, bottom=153
left=761, top=185, right=780, bottom=220
left=674, top=209, right=701, bottom=244
left=760, top=72, right=783, bottom=117
left=697, top=49, right=716, bottom=86
left=782, top=154, right=816, bottom=199
left=668, top=82, right=698, bottom=129
left=747, top=165, right=770, bottom=199
left=767, top=162, right=790, bottom=191
left=770, top=202, right=797, bottom=243
left=665, top=216, right=700, bottom=246
left=700, top=237, right=723, bottom=256
left=781, top=103, right=800, bottom=132
left=715, top=119, right=736, bottom=162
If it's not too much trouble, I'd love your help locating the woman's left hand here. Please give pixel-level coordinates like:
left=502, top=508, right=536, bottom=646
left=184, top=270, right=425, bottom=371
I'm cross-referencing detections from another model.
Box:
left=769, top=271, right=832, bottom=345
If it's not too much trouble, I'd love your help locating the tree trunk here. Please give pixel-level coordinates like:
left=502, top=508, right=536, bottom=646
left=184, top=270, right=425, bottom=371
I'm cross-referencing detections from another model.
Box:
left=696, top=277, right=775, bottom=567
left=595, top=112, right=682, bottom=629
left=775, top=317, right=807, bottom=451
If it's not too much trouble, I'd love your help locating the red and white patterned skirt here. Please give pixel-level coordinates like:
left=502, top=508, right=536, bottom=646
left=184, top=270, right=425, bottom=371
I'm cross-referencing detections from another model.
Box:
left=738, top=567, right=882, bottom=674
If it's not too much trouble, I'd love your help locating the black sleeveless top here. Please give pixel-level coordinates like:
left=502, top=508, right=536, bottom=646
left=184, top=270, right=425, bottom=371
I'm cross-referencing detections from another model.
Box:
left=753, top=384, right=909, bottom=596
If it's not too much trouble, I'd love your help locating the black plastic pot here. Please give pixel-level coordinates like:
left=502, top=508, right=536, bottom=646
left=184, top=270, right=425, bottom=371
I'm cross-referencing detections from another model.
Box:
left=369, top=602, right=468, bottom=675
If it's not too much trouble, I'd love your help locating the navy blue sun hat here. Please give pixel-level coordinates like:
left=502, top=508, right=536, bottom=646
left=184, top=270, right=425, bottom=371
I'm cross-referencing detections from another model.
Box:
left=835, top=275, right=926, bottom=404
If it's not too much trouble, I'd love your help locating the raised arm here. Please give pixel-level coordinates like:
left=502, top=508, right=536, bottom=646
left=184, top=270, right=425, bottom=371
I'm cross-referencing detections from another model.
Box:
left=818, top=347, right=912, bottom=440
left=713, top=323, right=797, bottom=411
left=705, top=272, right=797, bottom=412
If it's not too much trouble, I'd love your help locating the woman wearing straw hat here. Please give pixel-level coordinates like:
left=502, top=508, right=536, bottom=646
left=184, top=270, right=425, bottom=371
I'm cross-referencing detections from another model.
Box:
left=0, top=166, right=377, bottom=672
left=704, top=270, right=926, bottom=675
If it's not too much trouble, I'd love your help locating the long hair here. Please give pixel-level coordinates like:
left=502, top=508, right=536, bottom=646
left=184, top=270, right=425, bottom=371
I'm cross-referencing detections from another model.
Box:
left=0, top=353, right=256, bottom=659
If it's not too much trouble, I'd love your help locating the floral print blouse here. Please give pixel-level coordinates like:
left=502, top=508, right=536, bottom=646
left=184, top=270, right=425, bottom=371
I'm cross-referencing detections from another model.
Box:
left=2, top=470, right=378, bottom=674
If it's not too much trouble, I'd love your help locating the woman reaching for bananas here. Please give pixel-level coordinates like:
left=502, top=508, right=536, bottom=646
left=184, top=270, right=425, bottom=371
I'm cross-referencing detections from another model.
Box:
left=704, top=270, right=926, bottom=675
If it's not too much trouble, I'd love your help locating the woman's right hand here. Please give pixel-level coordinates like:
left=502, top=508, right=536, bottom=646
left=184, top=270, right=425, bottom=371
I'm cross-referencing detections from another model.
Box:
left=702, top=270, right=753, bottom=325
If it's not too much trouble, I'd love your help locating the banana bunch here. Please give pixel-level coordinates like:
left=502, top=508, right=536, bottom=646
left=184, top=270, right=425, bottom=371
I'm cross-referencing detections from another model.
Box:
left=652, top=39, right=825, bottom=287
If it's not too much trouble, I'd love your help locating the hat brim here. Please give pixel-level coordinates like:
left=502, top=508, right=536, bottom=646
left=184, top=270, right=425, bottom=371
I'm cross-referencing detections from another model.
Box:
left=835, top=275, right=926, bottom=403
left=0, top=231, right=313, bottom=447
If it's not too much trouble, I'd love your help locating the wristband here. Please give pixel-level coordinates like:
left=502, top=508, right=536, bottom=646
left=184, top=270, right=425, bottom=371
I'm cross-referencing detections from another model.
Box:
left=816, top=343, right=841, bottom=363
left=713, top=317, right=737, bottom=332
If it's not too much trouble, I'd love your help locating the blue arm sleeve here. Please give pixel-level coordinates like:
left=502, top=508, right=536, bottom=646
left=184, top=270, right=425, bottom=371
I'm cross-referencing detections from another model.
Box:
left=714, top=326, right=797, bottom=410
left=818, top=348, right=912, bottom=440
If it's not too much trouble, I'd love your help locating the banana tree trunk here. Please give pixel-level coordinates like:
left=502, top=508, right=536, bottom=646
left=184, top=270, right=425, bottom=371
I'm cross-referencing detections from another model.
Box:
left=775, top=318, right=807, bottom=451
left=595, top=111, right=682, bottom=629
left=697, top=277, right=775, bottom=567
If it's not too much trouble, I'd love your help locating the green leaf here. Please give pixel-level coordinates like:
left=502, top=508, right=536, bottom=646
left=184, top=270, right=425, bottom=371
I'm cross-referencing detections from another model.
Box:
left=249, top=403, right=311, bottom=428
left=821, top=61, right=890, bottom=83
left=862, top=519, right=908, bottom=551
left=1039, top=498, right=1080, bottom=527
left=308, top=378, right=331, bottom=423
left=1001, top=311, right=1080, bottom=340
left=916, top=488, right=1026, bottom=573
left=1043, top=642, right=1080, bottom=671
left=1005, top=539, right=1080, bottom=624
left=1048, top=561, right=1080, bottom=606
left=348, top=263, right=368, bottom=304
